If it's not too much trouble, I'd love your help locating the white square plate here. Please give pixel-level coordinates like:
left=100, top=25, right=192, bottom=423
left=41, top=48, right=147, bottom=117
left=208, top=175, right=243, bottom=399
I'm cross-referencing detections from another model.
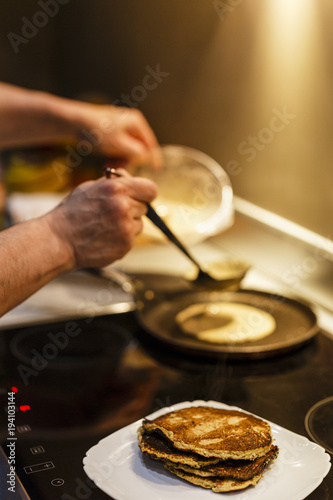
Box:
left=83, top=400, right=331, bottom=500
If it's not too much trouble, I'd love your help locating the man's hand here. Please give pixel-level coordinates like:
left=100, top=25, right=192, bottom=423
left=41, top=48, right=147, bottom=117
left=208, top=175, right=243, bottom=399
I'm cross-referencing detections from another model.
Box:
left=44, top=169, right=158, bottom=269
left=75, top=104, right=162, bottom=169
left=0, top=82, right=162, bottom=169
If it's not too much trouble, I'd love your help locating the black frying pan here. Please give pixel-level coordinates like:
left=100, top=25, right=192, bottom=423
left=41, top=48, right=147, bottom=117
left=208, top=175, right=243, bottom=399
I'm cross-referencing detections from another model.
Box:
left=128, top=272, right=319, bottom=360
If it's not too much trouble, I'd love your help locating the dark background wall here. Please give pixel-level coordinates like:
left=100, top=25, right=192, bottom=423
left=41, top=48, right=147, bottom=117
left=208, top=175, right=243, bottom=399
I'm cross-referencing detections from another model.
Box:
left=1, top=0, right=333, bottom=238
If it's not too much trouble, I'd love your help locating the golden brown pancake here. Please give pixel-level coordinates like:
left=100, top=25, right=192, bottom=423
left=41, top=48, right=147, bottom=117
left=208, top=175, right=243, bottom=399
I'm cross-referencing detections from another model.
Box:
left=139, top=406, right=279, bottom=493
left=137, top=426, right=220, bottom=468
left=168, top=445, right=279, bottom=479
left=142, top=406, right=273, bottom=460
left=164, top=463, right=262, bottom=492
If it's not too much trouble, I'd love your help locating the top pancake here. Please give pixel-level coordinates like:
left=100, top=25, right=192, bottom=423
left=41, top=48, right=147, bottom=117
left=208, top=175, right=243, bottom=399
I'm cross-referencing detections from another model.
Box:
left=138, top=427, right=220, bottom=468
left=142, top=406, right=272, bottom=460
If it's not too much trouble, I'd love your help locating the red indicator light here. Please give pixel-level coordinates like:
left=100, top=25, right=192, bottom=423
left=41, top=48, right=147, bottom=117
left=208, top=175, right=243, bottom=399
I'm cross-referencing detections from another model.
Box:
left=20, top=405, right=31, bottom=412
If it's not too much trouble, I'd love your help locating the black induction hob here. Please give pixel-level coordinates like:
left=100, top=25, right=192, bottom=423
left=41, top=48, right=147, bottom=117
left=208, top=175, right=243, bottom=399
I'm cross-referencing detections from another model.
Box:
left=0, top=311, right=332, bottom=500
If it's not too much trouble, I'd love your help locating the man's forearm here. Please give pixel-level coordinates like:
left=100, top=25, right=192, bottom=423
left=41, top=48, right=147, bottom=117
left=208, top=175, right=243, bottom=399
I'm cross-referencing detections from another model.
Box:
left=0, top=82, right=79, bottom=150
left=0, top=81, right=162, bottom=167
left=0, top=217, right=72, bottom=317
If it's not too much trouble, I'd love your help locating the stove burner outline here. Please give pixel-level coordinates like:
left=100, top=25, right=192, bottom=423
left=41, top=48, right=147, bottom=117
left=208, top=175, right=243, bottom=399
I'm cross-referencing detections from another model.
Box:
left=305, top=396, right=333, bottom=454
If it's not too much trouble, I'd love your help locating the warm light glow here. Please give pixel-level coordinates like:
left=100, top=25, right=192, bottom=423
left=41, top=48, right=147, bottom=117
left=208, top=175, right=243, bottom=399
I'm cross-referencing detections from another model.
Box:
left=255, top=0, right=322, bottom=106
left=264, top=0, right=316, bottom=53
left=267, top=0, right=315, bottom=26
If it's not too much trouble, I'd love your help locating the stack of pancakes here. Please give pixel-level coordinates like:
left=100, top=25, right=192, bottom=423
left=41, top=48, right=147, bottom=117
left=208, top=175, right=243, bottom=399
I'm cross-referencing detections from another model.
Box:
left=138, top=406, right=279, bottom=493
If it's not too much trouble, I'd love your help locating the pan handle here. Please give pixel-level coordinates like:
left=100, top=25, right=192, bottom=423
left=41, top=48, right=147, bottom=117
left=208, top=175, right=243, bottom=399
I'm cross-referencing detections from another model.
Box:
left=84, top=266, right=135, bottom=295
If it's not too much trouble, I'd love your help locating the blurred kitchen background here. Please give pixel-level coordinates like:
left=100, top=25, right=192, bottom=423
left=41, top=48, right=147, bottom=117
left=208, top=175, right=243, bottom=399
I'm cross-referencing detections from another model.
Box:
left=0, top=0, right=333, bottom=238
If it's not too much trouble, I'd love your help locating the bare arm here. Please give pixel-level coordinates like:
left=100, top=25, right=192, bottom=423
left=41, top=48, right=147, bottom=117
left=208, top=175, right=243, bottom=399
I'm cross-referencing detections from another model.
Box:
left=0, top=171, right=157, bottom=317
left=0, top=82, right=162, bottom=168
left=0, top=217, right=72, bottom=315
left=0, top=83, right=160, bottom=316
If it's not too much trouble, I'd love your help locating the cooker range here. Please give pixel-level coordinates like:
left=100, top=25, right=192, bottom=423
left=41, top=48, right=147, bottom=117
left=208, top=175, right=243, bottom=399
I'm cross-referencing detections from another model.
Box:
left=1, top=205, right=333, bottom=499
